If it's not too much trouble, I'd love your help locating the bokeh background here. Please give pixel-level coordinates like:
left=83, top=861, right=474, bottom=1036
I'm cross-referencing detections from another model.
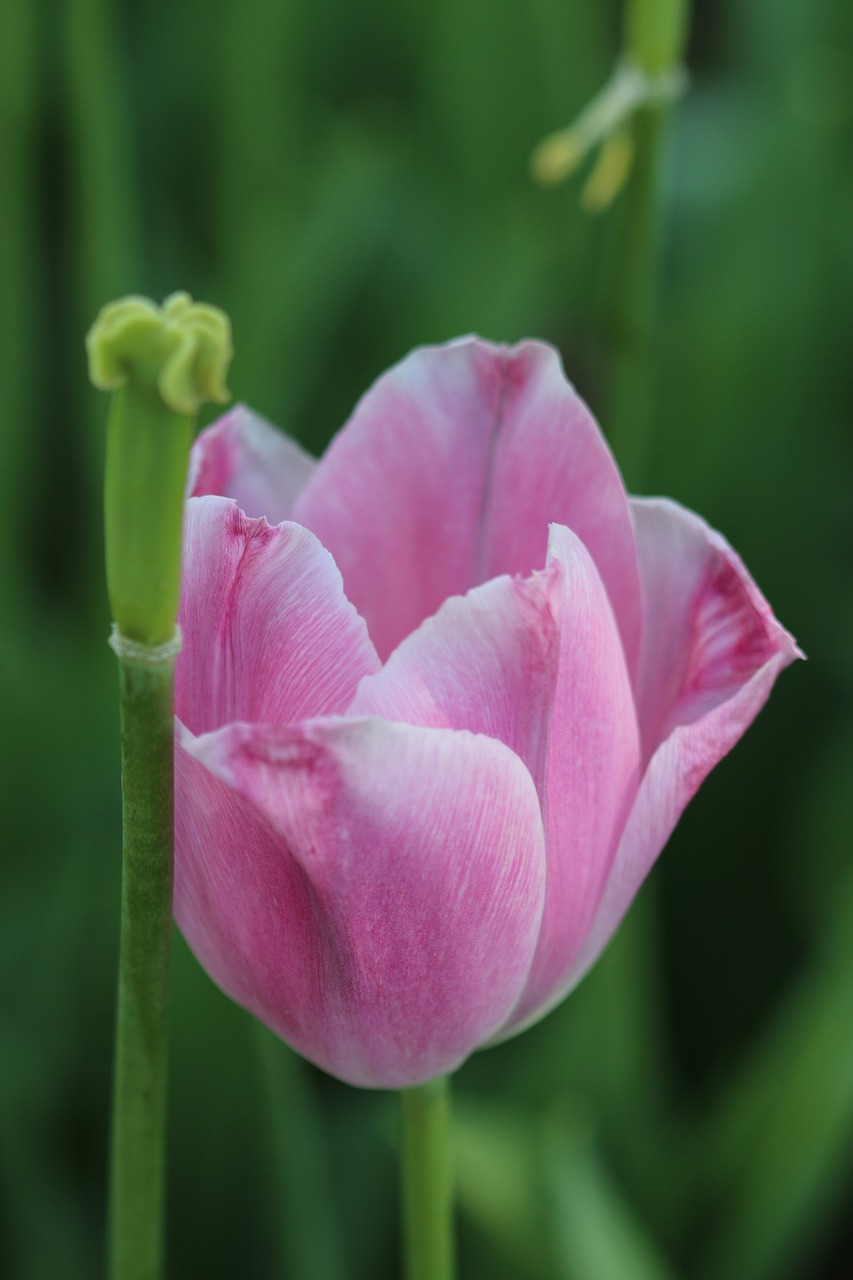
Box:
left=2, top=0, right=851, bottom=1276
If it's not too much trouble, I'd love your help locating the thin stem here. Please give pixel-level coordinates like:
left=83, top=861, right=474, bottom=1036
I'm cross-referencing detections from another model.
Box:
left=0, top=0, right=38, bottom=617
left=624, top=0, right=688, bottom=75
left=108, top=653, right=176, bottom=1280
left=400, top=1077, right=454, bottom=1280
left=600, top=0, right=690, bottom=490
left=600, top=105, right=668, bottom=489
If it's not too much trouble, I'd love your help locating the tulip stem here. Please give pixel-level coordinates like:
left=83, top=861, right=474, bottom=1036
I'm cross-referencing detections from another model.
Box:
left=108, top=644, right=177, bottom=1280
left=89, top=292, right=233, bottom=1280
left=400, top=1077, right=455, bottom=1280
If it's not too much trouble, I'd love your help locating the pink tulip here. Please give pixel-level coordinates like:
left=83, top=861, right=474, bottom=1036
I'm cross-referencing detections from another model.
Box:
left=175, top=338, right=800, bottom=1088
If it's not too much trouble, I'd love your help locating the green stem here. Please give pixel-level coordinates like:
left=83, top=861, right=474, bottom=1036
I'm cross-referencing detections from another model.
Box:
left=0, top=0, right=38, bottom=617
left=108, top=650, right=176, bottom=1280
left=400, top=1077, right=454, bottom=1280
left=600, top=105, right=668, bottom=489
left=91, top=292, right=232, bottom=1280
left=104, top=386, right=192, bottom=646
left=624, top=0, right=688, bottom=75
left=601, top=0, right=690, bottom=490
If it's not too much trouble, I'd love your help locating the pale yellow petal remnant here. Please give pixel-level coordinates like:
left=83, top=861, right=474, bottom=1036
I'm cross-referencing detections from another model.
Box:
left=87, top=292, right=233, bottom=416
left=581, top=128, right=635, bottom=214
left=531, top=130, right=587, bottom=187
left=530, top=59, right=687, bottom=200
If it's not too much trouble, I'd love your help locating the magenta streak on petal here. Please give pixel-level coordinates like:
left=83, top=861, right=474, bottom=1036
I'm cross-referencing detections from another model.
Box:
left=683, top=554, right=784, bottom=708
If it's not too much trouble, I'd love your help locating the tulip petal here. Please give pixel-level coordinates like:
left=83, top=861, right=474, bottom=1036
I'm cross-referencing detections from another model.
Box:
left=352, top=523, right=641, bottom=1033
left=292, top=338, right=642, bottom=672
left=630, top=498, right=803, bottom=763
left=174, top=717, right=546, bottom=1088
left=564, top=497, right=802, bottom=990
left=176, top=496, right=380, bottom=735
left=188, top=404, right=316, bottom=522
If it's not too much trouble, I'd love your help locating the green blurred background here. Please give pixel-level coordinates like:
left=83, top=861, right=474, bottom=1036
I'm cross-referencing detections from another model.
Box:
left=1, top=0, right=851, bottom=1276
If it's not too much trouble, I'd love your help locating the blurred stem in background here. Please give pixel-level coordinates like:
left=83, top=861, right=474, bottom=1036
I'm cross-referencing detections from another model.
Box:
left=0, top=0, right=38, bottom=621
left=591, top=0, right=692, bottom=1200
left=595, top=0, right=691, bottom=1166
left=88, top=294, right=232, bottom=1279
left=601, top=0, right=690, bottom=491
left=401, top=1077, right=455, bottom=1280
left=532, top=0, right=689, bottom=491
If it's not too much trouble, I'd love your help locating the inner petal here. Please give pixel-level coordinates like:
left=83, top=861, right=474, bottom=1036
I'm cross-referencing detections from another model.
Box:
left=293, top=338, right=642, bottom=673
left=176, top=496, right=379, bottom=735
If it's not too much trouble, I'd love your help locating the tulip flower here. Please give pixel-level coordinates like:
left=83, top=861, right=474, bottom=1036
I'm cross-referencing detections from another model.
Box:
left=174, top=337, right=799, bottom=1090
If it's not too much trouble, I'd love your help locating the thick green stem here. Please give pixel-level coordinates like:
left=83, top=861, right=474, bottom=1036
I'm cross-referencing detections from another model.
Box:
left=104, top=387, right=192, bottom=646
left=601, top=0, right=690, bottom=490
left=108, top=651, right=176, bottom=1280
left=400, top=1077, right=454, bottom=1280
left=90, top=292, right=232, bottom=1280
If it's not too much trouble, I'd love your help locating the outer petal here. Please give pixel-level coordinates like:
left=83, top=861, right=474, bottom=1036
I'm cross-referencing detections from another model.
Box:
left=351, top=523, right=641, bottom=1033
left=174, top=717, right=546, bottom=1088
left=630, top=498, right=803, bottom=763
left=176, top=496, right=379, bottom=735
left=564, top=497, right=802, bottom=990
left=292, top=338, right=643, bottom=672
left=188, top=404, right=316, bottom=522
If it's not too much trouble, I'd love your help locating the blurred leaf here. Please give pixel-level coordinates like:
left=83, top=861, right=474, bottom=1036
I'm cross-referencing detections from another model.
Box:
left=454, top=1099, right=558, bottom=1277
left=223, top=119, right=407, bottom=442
left=541, top=1106, right=678, bottom=1280
left=454, top=1098, right=678, bottom=1280
left=63, top=0, right=144, bottom=312
left=696, top=871, right=853, bottom=1280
